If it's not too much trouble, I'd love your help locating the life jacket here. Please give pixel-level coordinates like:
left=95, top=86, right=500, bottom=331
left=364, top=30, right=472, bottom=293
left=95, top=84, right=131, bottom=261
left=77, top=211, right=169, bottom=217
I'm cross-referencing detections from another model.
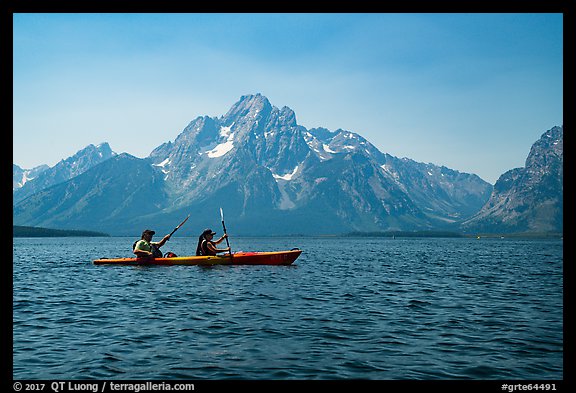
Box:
left=133, top=240, right=162, bottom=258
left=200, top=240, right=216, bottom=256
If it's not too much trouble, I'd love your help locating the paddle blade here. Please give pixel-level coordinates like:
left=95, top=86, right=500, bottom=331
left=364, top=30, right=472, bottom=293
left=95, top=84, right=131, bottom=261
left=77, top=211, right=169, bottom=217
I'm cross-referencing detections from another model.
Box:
left=220, top=207, right=224, bottom=222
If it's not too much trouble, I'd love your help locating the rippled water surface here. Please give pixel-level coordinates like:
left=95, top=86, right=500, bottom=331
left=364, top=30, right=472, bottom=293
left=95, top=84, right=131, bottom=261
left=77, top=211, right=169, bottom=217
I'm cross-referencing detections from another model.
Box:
left=13, top=236, right=563, bottom=380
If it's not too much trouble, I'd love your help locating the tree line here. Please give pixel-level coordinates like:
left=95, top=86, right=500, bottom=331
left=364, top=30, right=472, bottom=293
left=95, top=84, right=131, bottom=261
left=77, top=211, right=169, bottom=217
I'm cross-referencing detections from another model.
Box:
left=13, top=226, right=110, bottom=237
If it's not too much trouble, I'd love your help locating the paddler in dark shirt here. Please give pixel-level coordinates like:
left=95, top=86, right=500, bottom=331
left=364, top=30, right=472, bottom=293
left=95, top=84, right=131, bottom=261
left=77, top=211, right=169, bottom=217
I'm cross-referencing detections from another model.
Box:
left=195, top=228, right=230, bottom=256
left=134, top=229, right=171, bottom=258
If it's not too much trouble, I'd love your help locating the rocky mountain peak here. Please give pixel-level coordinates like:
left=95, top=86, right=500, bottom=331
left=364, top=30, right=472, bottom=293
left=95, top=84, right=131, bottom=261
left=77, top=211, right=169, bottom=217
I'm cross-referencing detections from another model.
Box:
left=460, top=125, right=563, bottom=233
left=222, top=93, right=272, bottom=125
left=524, top=125, right=563, bottom=171
left=308, top=127, right=337, bottom=142
left=179, top=116, right=219, bottom=146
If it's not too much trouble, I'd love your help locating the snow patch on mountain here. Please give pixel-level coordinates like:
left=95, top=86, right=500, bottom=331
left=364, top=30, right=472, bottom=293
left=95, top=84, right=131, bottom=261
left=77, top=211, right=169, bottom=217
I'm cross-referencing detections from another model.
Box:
left=153, top=157, right=171, bottom=176
left=154, top=158, right=171, bottom=167
left=323, top=144, right=336, bottom=153
left=206, top=126, right=236, bottom=158
left=20, top=173, right=33, bottom=187
left=220, top=124, right=233, bottom=138
left=272, top=165, right=299, bottom=181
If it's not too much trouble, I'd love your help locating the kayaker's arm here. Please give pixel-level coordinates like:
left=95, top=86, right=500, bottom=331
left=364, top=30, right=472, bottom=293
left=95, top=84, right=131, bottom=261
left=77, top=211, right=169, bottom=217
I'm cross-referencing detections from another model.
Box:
left=206, top=241, right=230, bottom=254
left=153, top=234, right=171, bottom=248
left=213, top=234, right=228, bottom=245
left=134, top=249, right=152, bottom=257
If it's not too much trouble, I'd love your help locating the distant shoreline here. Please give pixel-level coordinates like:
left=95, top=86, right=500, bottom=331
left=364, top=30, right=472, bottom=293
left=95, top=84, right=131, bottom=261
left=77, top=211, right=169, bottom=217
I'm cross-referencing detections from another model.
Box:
left=344, top=230, right=464, bottom=238
left=13, top=226, right=110, bottom=238
left=12, top=226, right=561, bottom=239
left=342, top=231, right=562, bottom=239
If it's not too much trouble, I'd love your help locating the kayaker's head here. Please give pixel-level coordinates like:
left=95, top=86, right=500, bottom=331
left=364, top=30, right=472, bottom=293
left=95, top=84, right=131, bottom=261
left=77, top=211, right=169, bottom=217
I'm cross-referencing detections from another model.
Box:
left=142, top=229, right=155, bottom=240
left=202, top=228, right=216, bottom=239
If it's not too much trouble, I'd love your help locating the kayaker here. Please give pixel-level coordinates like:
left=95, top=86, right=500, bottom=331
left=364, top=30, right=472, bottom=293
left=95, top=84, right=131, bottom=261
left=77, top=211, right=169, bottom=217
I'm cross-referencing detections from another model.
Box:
left=195, top=228, right=230, bottom=256
left=133, top=229, right=171, bottom=258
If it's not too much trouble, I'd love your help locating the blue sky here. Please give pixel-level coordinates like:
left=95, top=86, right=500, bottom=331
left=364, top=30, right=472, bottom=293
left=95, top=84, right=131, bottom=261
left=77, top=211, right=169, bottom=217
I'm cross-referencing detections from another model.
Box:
left=13, top=13, right=563, bottom=184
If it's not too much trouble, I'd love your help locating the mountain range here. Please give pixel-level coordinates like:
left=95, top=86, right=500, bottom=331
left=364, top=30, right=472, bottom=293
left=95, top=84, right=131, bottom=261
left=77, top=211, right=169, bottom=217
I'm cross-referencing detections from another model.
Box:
left=13, top=142, right=116, bottom=203
left=13, top=94, right=562, bottom=236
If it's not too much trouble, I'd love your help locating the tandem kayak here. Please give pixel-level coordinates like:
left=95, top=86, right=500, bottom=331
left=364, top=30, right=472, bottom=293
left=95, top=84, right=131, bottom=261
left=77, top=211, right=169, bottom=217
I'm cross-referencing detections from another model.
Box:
left=93, top=249, right=302, bottom=266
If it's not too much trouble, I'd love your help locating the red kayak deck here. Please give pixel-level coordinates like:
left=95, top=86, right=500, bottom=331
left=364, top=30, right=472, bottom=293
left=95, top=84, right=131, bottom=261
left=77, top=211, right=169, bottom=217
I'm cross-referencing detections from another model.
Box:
left=93, top=249, right=301, bottom=266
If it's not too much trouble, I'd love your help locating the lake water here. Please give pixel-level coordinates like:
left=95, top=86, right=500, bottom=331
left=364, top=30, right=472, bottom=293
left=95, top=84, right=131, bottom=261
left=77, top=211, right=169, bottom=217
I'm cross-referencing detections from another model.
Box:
left=12, top=236, right=563, bottom=380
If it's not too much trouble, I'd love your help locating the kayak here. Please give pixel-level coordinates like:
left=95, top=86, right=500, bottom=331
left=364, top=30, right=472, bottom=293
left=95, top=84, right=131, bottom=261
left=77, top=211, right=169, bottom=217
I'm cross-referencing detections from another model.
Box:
left=93, top=249, right=302, bottom=266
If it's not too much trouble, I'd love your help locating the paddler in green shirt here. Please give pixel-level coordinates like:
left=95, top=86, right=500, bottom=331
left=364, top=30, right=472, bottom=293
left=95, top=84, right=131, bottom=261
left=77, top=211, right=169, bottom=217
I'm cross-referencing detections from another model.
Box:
left=133, top=229, right=171, bottom=258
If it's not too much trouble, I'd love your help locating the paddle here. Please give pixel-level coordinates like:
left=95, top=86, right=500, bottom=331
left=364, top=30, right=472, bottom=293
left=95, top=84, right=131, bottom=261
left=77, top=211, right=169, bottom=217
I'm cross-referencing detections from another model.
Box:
left=168, top=214, right=190, bottom=237
left=220, top=208, right=232, bottom=256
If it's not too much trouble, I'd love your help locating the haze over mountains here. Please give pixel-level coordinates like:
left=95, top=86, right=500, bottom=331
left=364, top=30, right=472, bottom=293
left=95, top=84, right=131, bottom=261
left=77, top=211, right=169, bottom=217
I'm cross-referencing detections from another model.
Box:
left=13, top=94, right=563, bottom=236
